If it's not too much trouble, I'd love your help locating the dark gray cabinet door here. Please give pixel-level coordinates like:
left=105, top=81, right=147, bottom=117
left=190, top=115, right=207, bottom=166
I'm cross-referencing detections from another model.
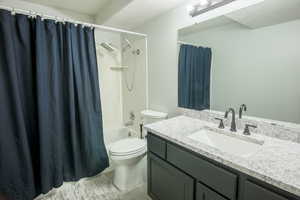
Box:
left=243, top=181, right=288, bottom=200
left=196, top=182, right=227, bottom=200
left=148, top=152, right=194, bottom=200
left=148, top=134, right=166, bottom=159
left=167, top=143, right=237, bottom=200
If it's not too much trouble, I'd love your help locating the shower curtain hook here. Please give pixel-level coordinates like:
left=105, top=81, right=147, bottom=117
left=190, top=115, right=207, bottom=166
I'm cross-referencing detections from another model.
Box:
left=28, top=10, right=33, bottom=18
left=32, top=11, right=37, bottom=18
left=54, top=16, right=59, bottom=23
left=41, top=13, right=44, bottom=21
left=11, top=8, right=16, bottom=16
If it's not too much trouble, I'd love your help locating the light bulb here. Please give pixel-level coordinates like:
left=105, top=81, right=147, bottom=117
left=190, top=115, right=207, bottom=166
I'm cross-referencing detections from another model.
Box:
left=186, top=5, right=195, bottom=13
left=199, top=0, right=209, bottom=6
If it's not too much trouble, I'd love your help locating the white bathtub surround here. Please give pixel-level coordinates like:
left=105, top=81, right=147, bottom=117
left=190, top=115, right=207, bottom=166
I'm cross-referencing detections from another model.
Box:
left=122, top=36, right=148, bottom=134
left=35, top=173, right=149, bottom=200
left=95, top=31, right=124, bottom=142
left=178, top=108, right=300, bottom=143
left=109, top=138, right=147, bottom=191
left=144, top=116, right=300, bottom=197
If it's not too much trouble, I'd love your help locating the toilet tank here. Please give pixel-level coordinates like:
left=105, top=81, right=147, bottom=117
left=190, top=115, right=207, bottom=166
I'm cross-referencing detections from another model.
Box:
left=141, top=110, right=168, bottom=125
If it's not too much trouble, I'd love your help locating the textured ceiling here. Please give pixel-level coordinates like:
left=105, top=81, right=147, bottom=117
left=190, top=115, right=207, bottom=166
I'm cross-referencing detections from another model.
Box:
left=180, top=0, right=300, bottom=36
left=21, top=0, right=110, bottom=15
left=227, top=0, right=300, bottom=28
left=102, top=0, right=187, bottom=29
left=19, top=0, right=188, bottom=29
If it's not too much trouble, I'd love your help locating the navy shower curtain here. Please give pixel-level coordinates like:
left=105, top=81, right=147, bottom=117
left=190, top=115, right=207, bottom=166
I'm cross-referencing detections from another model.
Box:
left=178, top=44, right=212, bottom=110
left=0, top=10, right=109, bottom=200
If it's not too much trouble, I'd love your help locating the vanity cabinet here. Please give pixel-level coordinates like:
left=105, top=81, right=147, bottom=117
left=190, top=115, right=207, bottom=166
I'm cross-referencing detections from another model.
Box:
left=196, top=182, right=227, bottom=200
left=147, top=133, right=299, bottom=200
left=243, top=181, right=288, bottom=200
left=167, top=143, right=237, bottom=200
left=147, top=134, right=166, bottom=159
left=148, top=152, right=194, bottom=200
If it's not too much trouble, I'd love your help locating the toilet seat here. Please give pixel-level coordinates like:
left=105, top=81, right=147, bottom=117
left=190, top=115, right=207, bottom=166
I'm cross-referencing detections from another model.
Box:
left=109, top=138, right=147, bottom=159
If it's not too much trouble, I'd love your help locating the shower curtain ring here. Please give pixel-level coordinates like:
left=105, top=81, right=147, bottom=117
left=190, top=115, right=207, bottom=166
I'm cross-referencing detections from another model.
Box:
left=11, top=8, right=16, bottom=16
left=32, top=11, right=37, bottom=18
left=28, top=10, right=33, bottom=18
left=41, top=13, right=44, bottom=21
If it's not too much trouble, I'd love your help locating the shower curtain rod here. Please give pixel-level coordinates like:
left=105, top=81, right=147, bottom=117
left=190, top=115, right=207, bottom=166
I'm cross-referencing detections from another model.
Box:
left=177, top=40, right=200, bottom=47
left=0, top=5, right=147, bottom=37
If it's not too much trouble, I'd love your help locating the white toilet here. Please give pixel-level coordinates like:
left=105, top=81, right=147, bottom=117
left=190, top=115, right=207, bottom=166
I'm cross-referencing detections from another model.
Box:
left=109, top=109, right=168, bottom=191
left=141, top=109, right=168, bottom=124
left=109, top=137, right=147, bottom=191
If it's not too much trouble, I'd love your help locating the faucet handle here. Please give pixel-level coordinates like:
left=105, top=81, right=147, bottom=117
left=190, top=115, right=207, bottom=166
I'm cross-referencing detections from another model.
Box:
left=239, top=104, right=247, bottom=119
left=243, top=124, right=257, bottom=135
left=215, top=118, right=225, bottom=129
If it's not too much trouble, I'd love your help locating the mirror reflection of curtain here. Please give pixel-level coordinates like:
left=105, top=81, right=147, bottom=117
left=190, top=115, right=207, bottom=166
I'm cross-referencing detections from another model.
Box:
left=0, top=9, right=108, bottom=200
left=178, top=44, right=212, bottom=110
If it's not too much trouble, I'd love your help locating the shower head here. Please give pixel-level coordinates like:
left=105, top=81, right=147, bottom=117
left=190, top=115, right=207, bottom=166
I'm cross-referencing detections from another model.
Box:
left=100, top=42, right=117, bottom=52
left=122, top=38, right=132, bottom=52
left=124, top=39, right=132, bottom=48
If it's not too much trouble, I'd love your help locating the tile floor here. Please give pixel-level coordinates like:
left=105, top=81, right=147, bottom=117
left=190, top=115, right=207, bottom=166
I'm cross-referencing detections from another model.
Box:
left=35, top=173, right=150, bottom=200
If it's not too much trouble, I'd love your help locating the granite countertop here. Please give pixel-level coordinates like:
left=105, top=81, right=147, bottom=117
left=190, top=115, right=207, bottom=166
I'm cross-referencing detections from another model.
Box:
left=144, top=116, right=300, bottom=197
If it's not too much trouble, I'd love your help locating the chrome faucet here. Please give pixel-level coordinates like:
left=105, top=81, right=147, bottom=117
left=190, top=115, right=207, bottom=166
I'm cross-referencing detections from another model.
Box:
left=224, top=108, right=237, bottom=132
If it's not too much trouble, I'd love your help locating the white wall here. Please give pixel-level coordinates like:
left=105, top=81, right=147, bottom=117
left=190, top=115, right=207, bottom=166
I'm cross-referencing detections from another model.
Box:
left=180, top=19, right=300, bottom=123
left=0, top=0, right=94, bottom=22
left=134, top=0, right=264, bottom=117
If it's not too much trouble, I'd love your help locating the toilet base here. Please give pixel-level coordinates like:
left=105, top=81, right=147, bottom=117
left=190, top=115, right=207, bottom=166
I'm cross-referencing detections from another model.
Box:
left=112, top=154, right=147, bottom=191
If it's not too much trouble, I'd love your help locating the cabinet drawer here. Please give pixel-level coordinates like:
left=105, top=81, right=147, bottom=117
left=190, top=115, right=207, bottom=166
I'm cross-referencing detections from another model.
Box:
left=147, top=133, right=166, bottom=159
left=196, top=182, right=227, bottom=200
left=148, top=153, right=194, bottom=200
left=243, top=181, right=288, bottom=200
left=167, top=143, right=237, bottom=200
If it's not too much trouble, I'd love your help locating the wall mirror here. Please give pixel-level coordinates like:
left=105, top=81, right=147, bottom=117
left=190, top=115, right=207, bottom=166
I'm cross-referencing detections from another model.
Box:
left=177, top=0, right=300, bottom=124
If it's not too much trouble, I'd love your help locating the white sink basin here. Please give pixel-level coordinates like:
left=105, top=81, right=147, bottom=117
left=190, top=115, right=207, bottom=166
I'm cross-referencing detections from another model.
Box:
left=188, top=129, right=263, bottom=158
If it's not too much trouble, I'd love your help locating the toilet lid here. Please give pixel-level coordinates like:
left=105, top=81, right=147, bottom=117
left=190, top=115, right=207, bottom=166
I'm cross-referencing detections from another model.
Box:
left=109, top=138, right=146, bottom=155
left=141, top=110, right=168, bottom=119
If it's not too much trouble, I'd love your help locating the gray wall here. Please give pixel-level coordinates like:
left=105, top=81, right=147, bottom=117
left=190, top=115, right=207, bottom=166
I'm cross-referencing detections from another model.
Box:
left=180, top=19, right=300, bottom=123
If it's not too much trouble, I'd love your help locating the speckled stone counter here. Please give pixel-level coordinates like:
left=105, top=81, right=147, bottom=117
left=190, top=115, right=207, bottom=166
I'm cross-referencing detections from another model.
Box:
left=144, top=116, right=300, bottom=197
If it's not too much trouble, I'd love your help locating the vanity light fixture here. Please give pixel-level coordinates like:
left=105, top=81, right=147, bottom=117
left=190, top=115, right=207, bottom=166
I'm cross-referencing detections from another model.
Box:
left=187, top=0, right=236, bottom=17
